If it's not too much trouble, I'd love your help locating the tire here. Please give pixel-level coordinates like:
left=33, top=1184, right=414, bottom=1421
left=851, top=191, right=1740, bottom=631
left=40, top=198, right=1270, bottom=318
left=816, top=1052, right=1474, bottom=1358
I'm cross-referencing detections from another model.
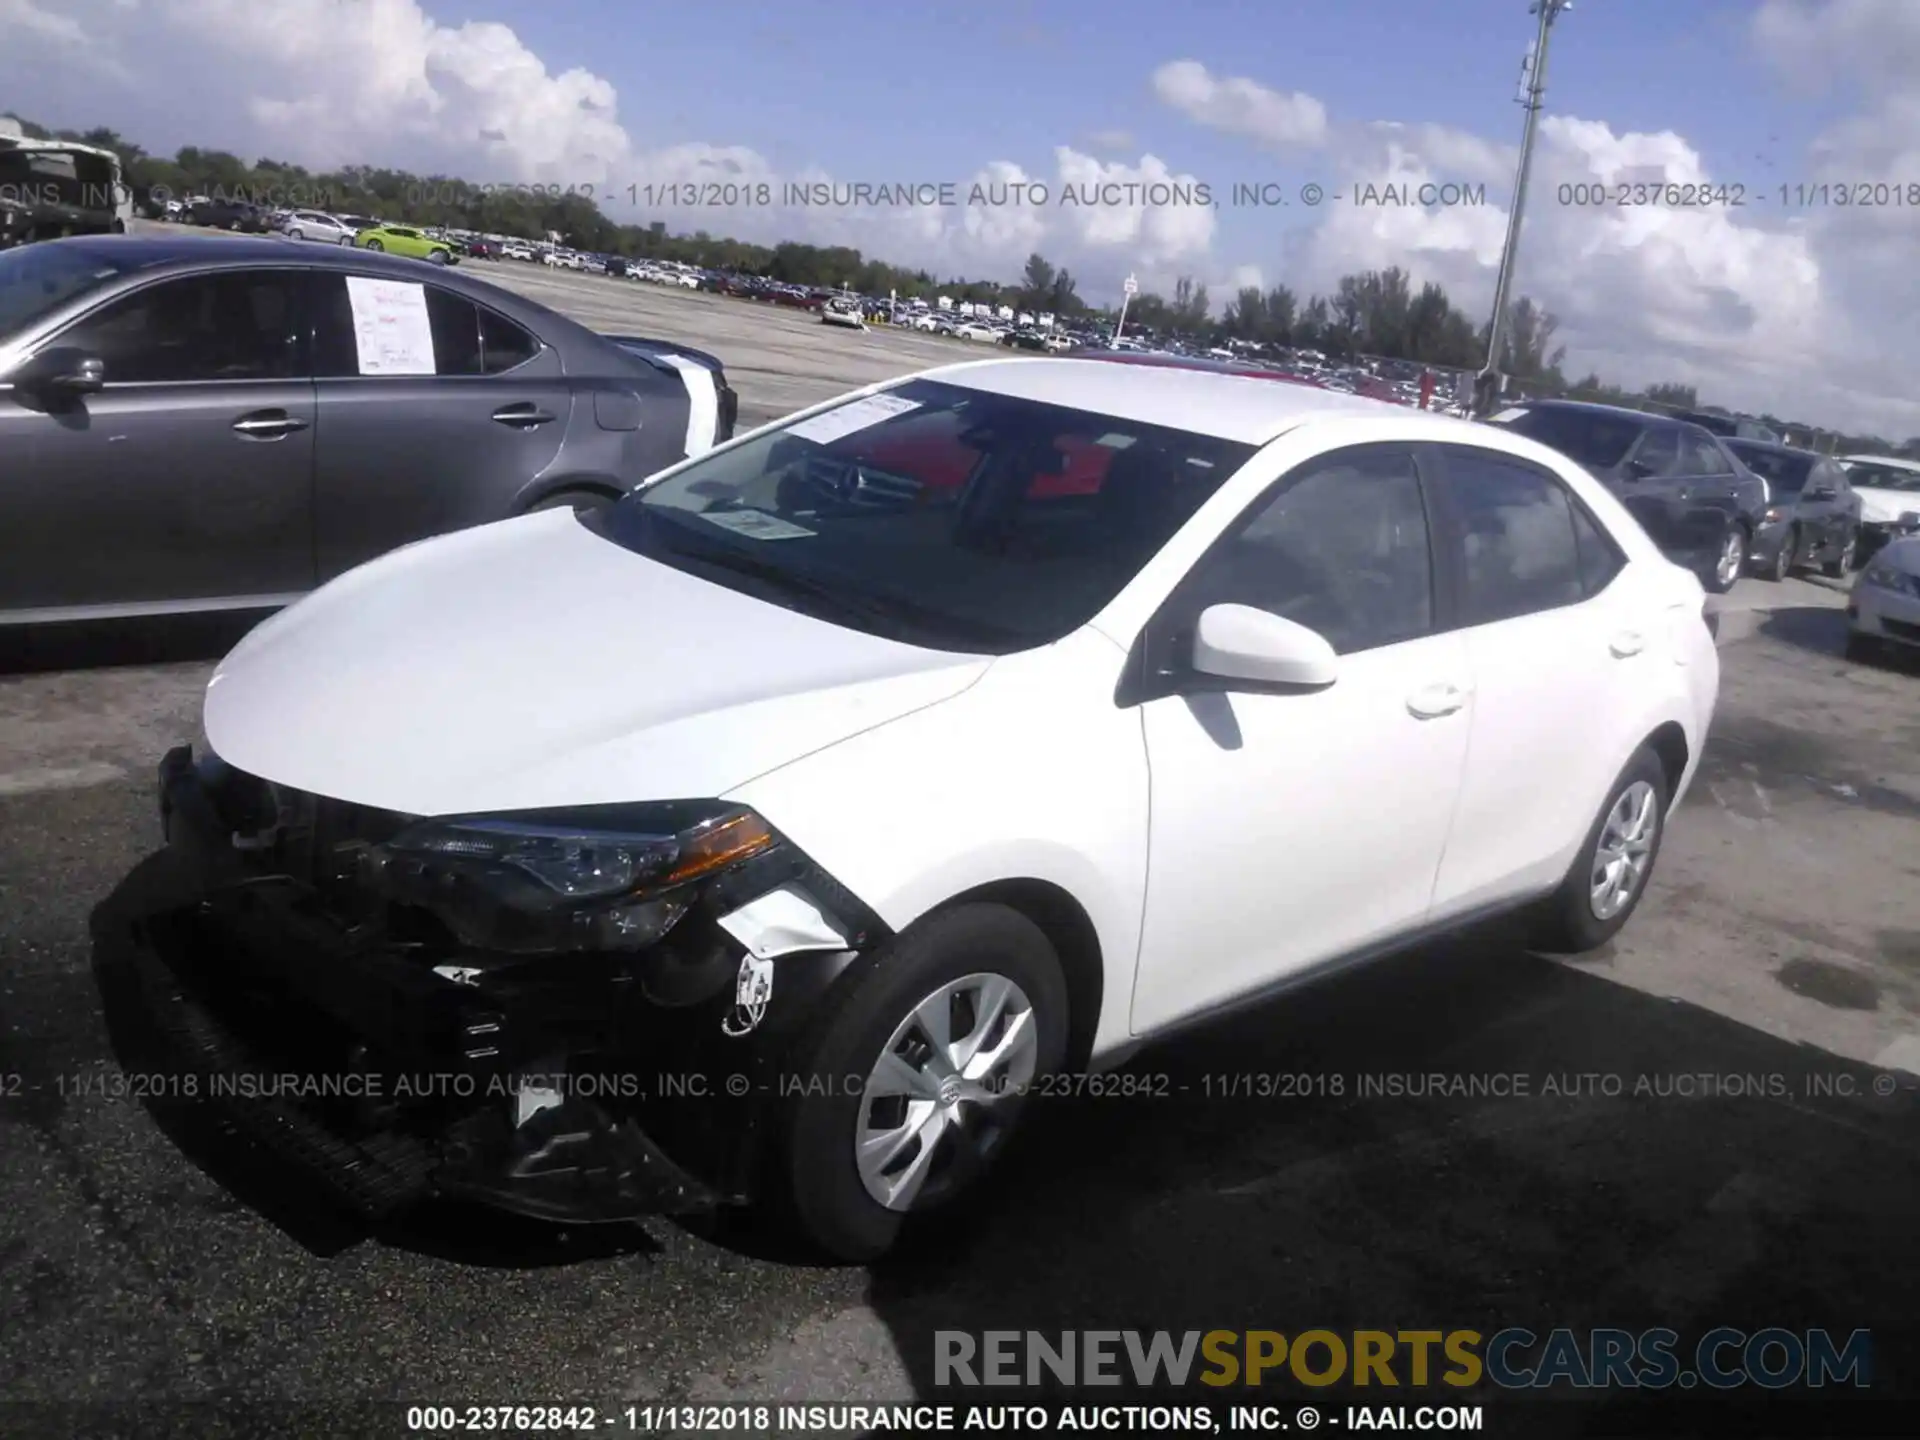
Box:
left=429, top=249, right=449, bottom=265
left=1844, top=633, right=1880, bottom=665
left=524, top=488, right=617, bottom=514
left=1763, top=527, right=1796, bottom=583
left=288, top=228, right=305, bottom=242
left=1532, top=745, right=1670, bottom=953
left=777, top=903, right=1069, bottom=1262
left=364, top=239, right=383, bottom=252
left=1823, top=530, right=1858, bottom=579
left=1704, top=522, right=1748, bottom=594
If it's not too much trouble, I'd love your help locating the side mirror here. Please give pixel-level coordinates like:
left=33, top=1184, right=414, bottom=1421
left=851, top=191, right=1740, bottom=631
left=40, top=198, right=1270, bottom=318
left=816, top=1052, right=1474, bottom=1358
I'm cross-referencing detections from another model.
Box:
left=15, top=347, right=106, bottom=395
left=1191, top=603, right=1338, bottom=688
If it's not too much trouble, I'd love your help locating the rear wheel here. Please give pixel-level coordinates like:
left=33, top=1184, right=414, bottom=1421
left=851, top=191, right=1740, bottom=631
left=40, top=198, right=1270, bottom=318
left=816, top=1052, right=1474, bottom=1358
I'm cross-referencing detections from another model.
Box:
left=777, top=903, right=1068, bottom=1262
left=1532, top=746, right=1670, bottom=953
left=429, top=248, right=450, bottom=264
left=1706, top=523, right=1749, bottom=594
left=1764, top=527, right=1797, bottom=582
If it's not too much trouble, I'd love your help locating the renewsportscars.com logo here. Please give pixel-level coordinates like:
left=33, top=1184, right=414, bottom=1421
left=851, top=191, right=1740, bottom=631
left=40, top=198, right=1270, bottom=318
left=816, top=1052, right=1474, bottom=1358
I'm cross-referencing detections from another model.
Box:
left=934, top=1328, right=1874, bottom=1390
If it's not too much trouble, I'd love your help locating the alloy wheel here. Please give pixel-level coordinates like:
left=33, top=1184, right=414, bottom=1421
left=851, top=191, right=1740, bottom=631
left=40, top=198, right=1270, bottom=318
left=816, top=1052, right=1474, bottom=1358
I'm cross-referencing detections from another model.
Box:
left=855, top=972, right=1039, bottom=1211
left=1590, top=780, right=1658, bottom=920
left=1716, top=528, right=1747, bottom=589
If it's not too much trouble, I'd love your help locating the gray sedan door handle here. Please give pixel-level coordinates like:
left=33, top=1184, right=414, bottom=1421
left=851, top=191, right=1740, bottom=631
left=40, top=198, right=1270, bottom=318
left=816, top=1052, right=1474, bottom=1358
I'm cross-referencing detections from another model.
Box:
left=231, top=409, right=308, bottom=439
left=492, top=403, right=556, bottom=428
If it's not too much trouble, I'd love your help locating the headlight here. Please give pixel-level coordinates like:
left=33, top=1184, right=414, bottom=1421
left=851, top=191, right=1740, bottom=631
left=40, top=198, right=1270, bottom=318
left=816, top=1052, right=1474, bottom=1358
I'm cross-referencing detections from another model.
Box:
left=1860, top=564, right=1918, bottom=596
left=360, top=803, right=778, bottom=955
left=1762, top=505, right=1789, bottom=524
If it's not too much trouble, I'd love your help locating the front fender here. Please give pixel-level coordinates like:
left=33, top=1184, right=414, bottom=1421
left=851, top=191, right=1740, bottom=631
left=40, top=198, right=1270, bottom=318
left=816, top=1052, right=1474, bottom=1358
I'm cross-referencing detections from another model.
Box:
left=723, top=629, right=1149, bottom=1060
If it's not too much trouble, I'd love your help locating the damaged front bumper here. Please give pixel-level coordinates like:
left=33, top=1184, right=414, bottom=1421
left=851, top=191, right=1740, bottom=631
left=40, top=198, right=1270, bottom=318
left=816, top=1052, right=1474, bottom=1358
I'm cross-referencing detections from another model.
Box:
left=91, top=745, right=885, bottom=1226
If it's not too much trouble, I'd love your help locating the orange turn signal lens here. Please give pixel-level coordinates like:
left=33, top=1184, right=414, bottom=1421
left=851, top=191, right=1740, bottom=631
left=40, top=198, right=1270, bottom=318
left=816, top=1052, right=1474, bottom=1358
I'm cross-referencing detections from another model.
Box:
left=659, top=810, right=777, bottom=887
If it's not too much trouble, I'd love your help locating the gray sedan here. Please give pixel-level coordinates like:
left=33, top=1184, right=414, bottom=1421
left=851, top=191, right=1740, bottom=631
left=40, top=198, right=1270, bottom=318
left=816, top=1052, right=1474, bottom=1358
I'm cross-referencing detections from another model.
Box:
left=0, top=234, right=737, bottom=625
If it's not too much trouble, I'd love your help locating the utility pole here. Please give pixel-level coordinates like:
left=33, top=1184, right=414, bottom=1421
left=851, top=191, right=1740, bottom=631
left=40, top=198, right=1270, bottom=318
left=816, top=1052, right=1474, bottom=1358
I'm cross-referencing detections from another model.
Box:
left=1476, top=0, right=1573, bottom=416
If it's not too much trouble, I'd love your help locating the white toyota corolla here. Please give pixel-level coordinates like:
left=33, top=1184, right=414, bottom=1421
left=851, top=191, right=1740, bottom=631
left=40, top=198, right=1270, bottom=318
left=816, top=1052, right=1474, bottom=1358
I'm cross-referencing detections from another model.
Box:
left=119, top=356, right=1718, bottom=1260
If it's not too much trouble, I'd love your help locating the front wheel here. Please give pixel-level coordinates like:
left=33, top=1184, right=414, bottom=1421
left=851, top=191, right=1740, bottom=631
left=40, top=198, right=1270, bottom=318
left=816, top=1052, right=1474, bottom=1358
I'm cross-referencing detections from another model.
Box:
left=777, top=903, right=1069, bottom=1261
left=1705, top=522, right=1748, bottom=594
left=1823, top=530, right=1858, bottom=579
left=363, top=239, right=383, bottom=251
left=1532, top=746, right=1670, bottom=953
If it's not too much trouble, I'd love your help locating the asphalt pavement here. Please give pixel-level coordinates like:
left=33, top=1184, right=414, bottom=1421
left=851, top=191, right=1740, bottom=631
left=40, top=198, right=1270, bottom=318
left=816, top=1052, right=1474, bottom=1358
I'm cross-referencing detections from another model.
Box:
left=2, top=244, right=1918, bottom=1435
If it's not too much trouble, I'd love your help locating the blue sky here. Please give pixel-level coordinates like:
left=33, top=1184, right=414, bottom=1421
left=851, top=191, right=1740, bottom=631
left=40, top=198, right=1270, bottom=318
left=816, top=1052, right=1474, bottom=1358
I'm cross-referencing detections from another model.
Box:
left=5, top=0, right=1918, bottom=434
left=424, top=0, right=1833, bottom=264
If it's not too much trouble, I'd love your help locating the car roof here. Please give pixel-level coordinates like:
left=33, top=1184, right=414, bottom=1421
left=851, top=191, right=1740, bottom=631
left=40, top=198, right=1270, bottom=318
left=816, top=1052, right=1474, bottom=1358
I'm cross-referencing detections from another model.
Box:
left=1841, top=454, right=1920, bottom=472
left=1725, top=438, right=1825, bottom=461
left=913, top=356, right=1454, bottom=444
left=1507, top=397, right=1666, bottom=425
left=30, top=232, right=496, bottom=290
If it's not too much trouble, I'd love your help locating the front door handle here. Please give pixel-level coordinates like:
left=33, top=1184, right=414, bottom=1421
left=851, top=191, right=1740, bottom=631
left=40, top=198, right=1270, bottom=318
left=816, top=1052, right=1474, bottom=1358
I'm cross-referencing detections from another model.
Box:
left=492, top=403, right=556, bottom=428
left=1406, top=682, right=1469, bottom=719
left=231, top=409, right=308, bottom=439
left=1610, top=630, right=1647, bottom=658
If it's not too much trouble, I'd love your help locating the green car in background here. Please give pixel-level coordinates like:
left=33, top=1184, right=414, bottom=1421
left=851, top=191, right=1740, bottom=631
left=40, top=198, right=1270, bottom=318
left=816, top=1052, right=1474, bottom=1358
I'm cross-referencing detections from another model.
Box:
left=354, top=223, right=456, bottom=264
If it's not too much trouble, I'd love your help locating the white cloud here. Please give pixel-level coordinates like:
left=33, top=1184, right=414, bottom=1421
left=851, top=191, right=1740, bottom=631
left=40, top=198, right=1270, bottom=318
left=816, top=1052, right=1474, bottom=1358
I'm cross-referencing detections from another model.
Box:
left=1153, top=56, right=1917, bottom=437
left=0, top=0, right=85, bottom=44
left=1152, top=59, right=1329, bottom=150
left=5, top=4, right=1920, bottom=434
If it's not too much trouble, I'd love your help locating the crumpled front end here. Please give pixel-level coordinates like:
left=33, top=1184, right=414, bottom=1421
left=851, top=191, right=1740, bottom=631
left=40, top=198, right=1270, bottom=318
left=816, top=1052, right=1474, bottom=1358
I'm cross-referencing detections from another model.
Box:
left=92, top=744, right=887, bottom=1226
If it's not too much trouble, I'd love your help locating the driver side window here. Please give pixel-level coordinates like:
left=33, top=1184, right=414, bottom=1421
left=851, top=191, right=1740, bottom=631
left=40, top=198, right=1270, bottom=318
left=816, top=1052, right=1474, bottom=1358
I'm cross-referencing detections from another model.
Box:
left=53, top=271, right=303, bottom=384
left=1185, top=448, right=1435, bottom=654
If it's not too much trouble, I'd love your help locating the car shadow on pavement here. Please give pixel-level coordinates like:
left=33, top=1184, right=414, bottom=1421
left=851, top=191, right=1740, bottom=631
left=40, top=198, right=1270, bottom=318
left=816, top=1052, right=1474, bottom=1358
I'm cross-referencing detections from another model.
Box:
left=860, top=926, right=1920, bottom=1436
left=1759, top=604, right=1920, bottom=674
left=0, top=613, right=271, bottom=675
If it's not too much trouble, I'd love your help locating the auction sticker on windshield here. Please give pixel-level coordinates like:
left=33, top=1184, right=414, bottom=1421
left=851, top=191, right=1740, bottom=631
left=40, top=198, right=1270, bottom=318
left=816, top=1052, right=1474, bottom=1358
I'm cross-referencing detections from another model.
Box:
left=345, top=277, right=435, bottom=375
left=786, top=393, right=921, bottom=445
left=699, top=509, right=816, bottom=540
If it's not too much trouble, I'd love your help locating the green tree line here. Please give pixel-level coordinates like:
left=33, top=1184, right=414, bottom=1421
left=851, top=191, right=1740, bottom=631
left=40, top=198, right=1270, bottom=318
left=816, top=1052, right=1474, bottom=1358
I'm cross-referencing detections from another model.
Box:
left=9, top=113, right=1915, bottom=457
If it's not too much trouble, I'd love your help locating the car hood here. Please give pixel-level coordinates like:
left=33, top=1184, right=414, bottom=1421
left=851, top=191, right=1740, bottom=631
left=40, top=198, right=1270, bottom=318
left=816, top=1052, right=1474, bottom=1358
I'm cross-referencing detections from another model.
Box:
left=204, top=509, right=992, bottom=817
left=1853, top=485, right=1920, bottom=525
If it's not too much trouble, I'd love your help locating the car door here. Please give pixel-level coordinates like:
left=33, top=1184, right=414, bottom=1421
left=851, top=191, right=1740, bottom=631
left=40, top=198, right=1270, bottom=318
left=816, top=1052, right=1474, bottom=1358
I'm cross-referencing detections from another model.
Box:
left=306, top=270, right=571, bottom=579
left=1675, top=426, right=1746, bottom=548
left=1799, top=461, right=1843, bottom=555
left=1613, top=424, right=1685, bottom=552
left=1129, top=444, right=1473, bottom=1033
left=1424, top=444, right=1650, bottom=917
left=0, top=267, right=315, bottom=617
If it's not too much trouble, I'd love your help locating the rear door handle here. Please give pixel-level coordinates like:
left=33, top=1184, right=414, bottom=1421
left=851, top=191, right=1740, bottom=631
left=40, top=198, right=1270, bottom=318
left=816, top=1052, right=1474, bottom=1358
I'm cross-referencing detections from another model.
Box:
left=1406, top=682, right=1470, bottom=719
left=1610, top=630, right=1647, bottom=658
left=231, top=409, right=308, bottom=439
left=492, top=403, right=556, bottom=428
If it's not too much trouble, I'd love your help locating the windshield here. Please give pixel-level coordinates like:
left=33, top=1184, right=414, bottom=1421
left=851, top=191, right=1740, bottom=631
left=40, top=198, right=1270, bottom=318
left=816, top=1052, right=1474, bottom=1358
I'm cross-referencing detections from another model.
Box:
left=1486, top=406, right=1642, bottom=469
left=1841, top=461, right=1920, bottom=493
left=0, top=243, right=140, bottom=338
left=588, top=377, right=1258, bottom=653
left=1726, top=445, right=1813, bottom=492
